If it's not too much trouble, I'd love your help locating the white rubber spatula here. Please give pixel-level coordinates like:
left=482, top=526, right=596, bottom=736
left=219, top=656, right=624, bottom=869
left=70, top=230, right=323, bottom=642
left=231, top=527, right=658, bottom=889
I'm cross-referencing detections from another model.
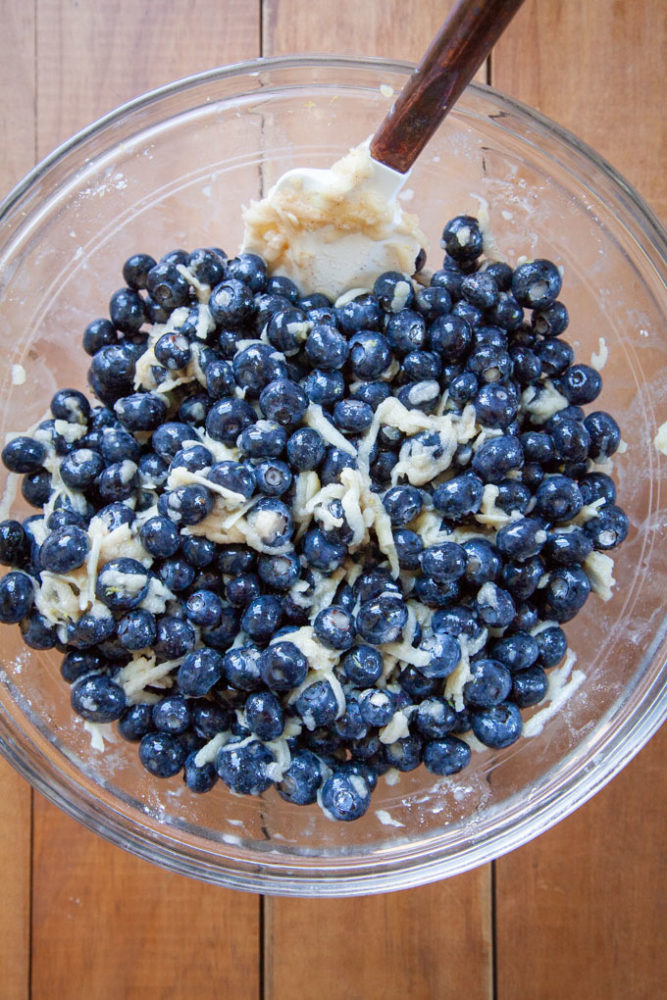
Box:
left=243, top=0, right=526, bottom=297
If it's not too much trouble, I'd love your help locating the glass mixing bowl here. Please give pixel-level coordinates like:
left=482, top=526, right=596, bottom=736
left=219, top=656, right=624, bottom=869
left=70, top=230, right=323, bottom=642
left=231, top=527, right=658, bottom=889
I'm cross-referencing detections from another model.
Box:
left=0, top=56, right=664, bottom=896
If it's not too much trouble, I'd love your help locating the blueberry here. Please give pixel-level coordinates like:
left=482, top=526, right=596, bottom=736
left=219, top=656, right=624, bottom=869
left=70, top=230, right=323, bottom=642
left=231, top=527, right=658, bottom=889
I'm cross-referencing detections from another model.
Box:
left=257, top=641, right=307, bottom=693
left=433, top=471, right=484, bottom=519
left=335, top=292, right=382, bottom=333
left=0, top=570, right=34, bottom=623
left=20, top=609, right=58, bottom=649
left=302, top=368, right=345, bottom=407
left=373, top=271, right=415, bottom=312
left=176, top=648, right=224, bottom=697
left=474, top=382, right=519, bottom=427
left=90, top=343, right=136, bottom=399
left=540, top=564, right=591, bottom=622
left=334, top=700, right=369, bottom=741
left=0, top=520, right=28, bottom=566
left=423, top=735, right=471, bottom=775
left=584, top=503, right=629, bottom=550
left=535, top=474, right=583, bottom=522
left=319, top=446, right=357, bottom=487
left=158, top=484, right=213, bottom=526
left=245, top=690, right=284, bottom=740
left=217, top=546, right=256, bottom=576
left=178, top=394, right=211, bottom=426
left=356, top=688, right=394, bottom=727
left=215, top=739, right=275, bottom=795
left=384, top=734, right=423, bottom=772
left=312, top=605, right=356, bottom=651
left=579, top=472, right=616, bottom=507
left=251, top=460, right=292, bottom=497
left=428, top=314, right=472, bottom=360
left=414, top=697, right=457, bottom=739
left=320, top=770, right=371, bottom=821
left=385, top=310, right=427, bottom=355
left=512, top=259, right=561, bottom=308
left=95, top=558, right=149, bottom=610
left=414, top=285, right=452, bottom=323
left=536, top=626, right=568, bottom=668
left=432, top=605, right=482, bottom=640
left=233, top=343, right=287, bottom=398
left=418, top=632, right=462, bottom=678
left=192, top=701, right=233, bottom=740
left=277, top=750, right=323, bottom=805
left=461, top=271, right=499, bottom=309
left=257, top=551, right=301, bottom=592
left=584, top=411, right=621, bottom=461
left=38, top=524, right=89, bottom=574
left=341, top=645, right=383, bottom=687
left=237, top=420, right=287, bottom=460
left=531, top=300, right=569, bottom=336
left=472, top=435, right=523, bottom=482
left=2, top=436, right=46, bottom=474
left=475, top=582, right=516, bottom=628
left=463, top=658, right=512, bottom=708
left=347, top=331, right=392, bottom=380
left=222, top=252, right=265, bottom=292
left=155, top=615, right=196, bottom=659
left=512, top=665, right=549, bottom=707
left=394, top=528, right=423, bottom=570
left=302, top=528, right=346, bottom=572
left=440, top=215, right=483, bottom=263
left=225, top=572, right=261, bottom=608
left=241, top=594, right=283, bottom=643
left=486, top=291, right=524, bottom=331
left=286, top=427, right=325, bottom=471
left=348, top=380, right=392, bottom=411
left=544, top=527, right=593, bottom=564
left=471, top=702, right=523, bottom=748
left=448, top=371, right=478, bottom=405
left=354, top=567, right=401, bottom=603
left=118, top=703, right=154, bottom=741
left=152, top=695, right=191, bottom=735
left=356, top=595, right=407, bottom=645
left=331, top=399, right=372, bottom=435
left=139, top=516, right=181, bottom=558
left=491, top=632, right=539, bottom=672
left=548, top=415, right=590, bottom=463
left=245, top=497, right=294, bottom=551
left=60, top=448, right=104, bottom=489
left=83, top=318, right=118, bottom=355
left=221, top=644, right=263, bottom=691
left=117, top=609, right=156, bottom=650
left=207, top=460, right=256, bottom=499
left=380, top=485, right=421, bottom=527
left=146, top=261, right=190, bottom=310
left=122, top=252, right=156, bottom=290
left=139, top=732, right=187, bottom=777
left=420, top=542, right=466, bottom=582
left=496, top=517, right=546, bottom=562
left=184, top=590, right=223, bottom=628
left=206, top=397, right=256, bottom=445
left=70, top=674, right=126, bottom=722
left=67, top=607, right=115, bottom=648
left=109, top=287, right=146, bottom=333
left=183, top=752, right=218, bottom=793
left=537, top=338, right=574, bottom=376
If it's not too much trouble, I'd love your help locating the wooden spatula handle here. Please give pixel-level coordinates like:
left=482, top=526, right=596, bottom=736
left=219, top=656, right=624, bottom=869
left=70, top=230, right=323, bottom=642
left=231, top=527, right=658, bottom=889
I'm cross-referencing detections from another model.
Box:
left=370, top=0, right=525, bottom=174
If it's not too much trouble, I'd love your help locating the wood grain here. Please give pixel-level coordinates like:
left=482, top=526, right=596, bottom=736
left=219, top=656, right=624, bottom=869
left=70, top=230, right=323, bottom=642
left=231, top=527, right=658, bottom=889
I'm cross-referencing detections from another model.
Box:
left=29, top=4, right=262, bottom=1000
left=265, top=871, right=493, bottom=1000
left=0, top=3, right=36, bottom=999
left=492, top=2, right=667, bottom=997
left=262, top=6, right=493, bottom=999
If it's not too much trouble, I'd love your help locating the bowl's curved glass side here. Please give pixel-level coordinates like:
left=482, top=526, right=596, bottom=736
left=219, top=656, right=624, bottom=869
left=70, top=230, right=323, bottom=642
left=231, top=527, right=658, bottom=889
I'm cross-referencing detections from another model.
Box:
left=0, top=58, right=665, bottom=895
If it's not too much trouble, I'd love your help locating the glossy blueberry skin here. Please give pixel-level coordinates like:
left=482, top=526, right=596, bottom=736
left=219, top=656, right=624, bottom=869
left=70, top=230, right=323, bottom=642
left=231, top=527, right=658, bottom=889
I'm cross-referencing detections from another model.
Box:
left=474, top=382, right=519, bottom=428
left=393, top=528, right=423, bottom=571
left=304, top=323, right=348, bottom=370
left=94, top=498, right=136, bottom=531
left=423, top=735, right=472, bottom=775
left=183, top=753, right=218, bottom=793
left=432, top=605, right=481, bottom=642
left=584, top=503, right=629, bottom=550
left=208, top=460, right=256, bottom=500
left=67, top=608, right=115, bottom=649
left=245, top=690, right=284, bottom=740
left=356, top=688, right=394, bottom=727
left=252, top=460, right=293, bottom=497
left=332, top=399, right=373, bottom=435
left=537, top=337, right=574, bottom=377
left=535, top=474, right=583, bottom=522
left=579, top=472, right=616, bottom=507
left=48, top=388, right=89, bottom=426
left=384, top=734, right=423, bottom=772
left=118, top=703, right=154, bottom=741
left=152, top=695, right=191, bottom=735
left=146, top=261, right=190, bottom=311
left=204, top=359, right=236, bottom=400
left=122, top=252, right=156, bottom=290
left=472, top=435, right=524, bottom=483
left=215, top=739, right=275, bottom=795
left=491, top=632, right=540, bottom=673
left=440, top=215, right=483, bottom=262
left=90, top=343, right=137, bottom=397
left=341, top=645, right=384, bottom=687
left=246, top=497, right=294, bottom=551
left=428, top=313, right=472, bottom=360
left=83, top=317, right=118, bottom=355
left=259, top=641, right=309, bottom=692
left=320, top=771, right=371, bottom=821
left=109, top=287, right=146, bottom=333
left=499, top=556, right=543, bottom=602
left=277, top=750, right=323, bottom=805
left=266, top=274, right=300, bottom=302
left=448, top=371, right=478, bottom=405
left=206, top=397, right=257, bottom=445
left=385, top=309, right=427, bottom=354
left=217, top=546, right=256, bottom=576
left=240, top=595, right=283, bottom=643
left=414, top=697, right=457, bottom=739
left=39, top=525, right=90, bottom=573
left=176, top=648, right=224, bottom=697
left=540, top=564, right=591, bottom=622
left=233, top=343, right=288, bottom=399
left=549, top=415, right=591, bottom=463
left=373, top=271, right=415, bottom=313
left=70, top=674, right=126, bottom=722
left=413, top=575, right=460, bottom=609
left=347, top=331, right=392, bottom=380
left=544, top=527, right=593, bottom=564
left=463, top=659, right=512, bottom=708
left=179, top=535, right=216, bottom=569
left=475, top=582, right=516, bottom=629
left=264, top=307, right=308, bottom=354
left=208, top=278, right=256, bottom=329
left=433, top=471, right=484, bottom=519
left=302, top=368, right=345, bottom=407
left=532, top=300, right=569, bottom=336
left=584, top=411, right=621, bottom=461
left=414, top=285, right=452, bottom=324
left=20, top=609, right=58, bottom=649
left=114, top=391, right=167, bottom=432
left=139, top=732, right=187, bottom=777
left=0, top=570, right=35, bottom=623
left=356, top=595, right=408, bottom=645
left=237, top=420, right=287, bottom=460
left=95, top=558, right=149, bottom=611
left=158, top=484, right=214, bottom=526
left=471, top=702, right=523, bottom=748
left=354, top=566, right=401, bottom=602
left=420, top=542, right=467, bottom=583
left=302, top=528, right=346, bottom=572
left=152, top=616, right=195, bottom=660
left=259, top=378, right=309, bottom=428
left=512, top=665, right=549, bottom=707
left=178, top=393, right=211, bottom=426
left=349, top=380, right=392, bottom=412
left=285, top=427, right=325, bottom=471
left=334, top=700, right=369, bottom=741
left=222, top=645, right=263, bottom=691
left=461, top=539, right=501, bottom=588
left=495, top=517, right=547, bottom=562
left=335, top=292, right=382, bottom=333
left=225, top=573, right=261, bottom=609
left=150, top=422, right=198, bottom=460
left=2, top=435, right=47, bottom=474
left=184, top=590, right=223, bottom=629
left=117, top=609, right=157, bottom=650
left=382, top=485, right=423, bottom=527
left=256, top=552, right=300, bottom=592
left=536, top=626, right=568, bottom=668
left=418, top=632, right=462, bottom=679
left=224, top=252, right=267, bottom=292
left=139, top=516, right=181, bottom=558
left=511, top=258, right=562, bottom=308
left=312, top=605, right=356, bottom=651
left=60, top=448, right=104, bottom=489
left=192, top=700, right=234, bottom=740
left=559, top=363, right=602, bottom=405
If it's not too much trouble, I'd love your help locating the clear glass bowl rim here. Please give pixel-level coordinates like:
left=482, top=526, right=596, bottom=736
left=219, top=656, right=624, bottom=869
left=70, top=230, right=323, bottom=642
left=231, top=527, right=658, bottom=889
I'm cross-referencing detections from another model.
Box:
left=0, top=54, right=665, bottom=897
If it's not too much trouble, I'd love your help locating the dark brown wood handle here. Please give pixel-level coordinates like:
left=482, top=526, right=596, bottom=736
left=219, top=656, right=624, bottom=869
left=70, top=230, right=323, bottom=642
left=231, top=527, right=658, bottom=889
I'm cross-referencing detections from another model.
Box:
left=370, top=0, right=526, bottom=173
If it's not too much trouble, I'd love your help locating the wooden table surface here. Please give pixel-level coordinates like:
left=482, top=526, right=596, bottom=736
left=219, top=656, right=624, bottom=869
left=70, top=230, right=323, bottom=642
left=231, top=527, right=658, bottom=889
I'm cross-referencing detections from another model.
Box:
left=0, top=2, right=665, bottom=998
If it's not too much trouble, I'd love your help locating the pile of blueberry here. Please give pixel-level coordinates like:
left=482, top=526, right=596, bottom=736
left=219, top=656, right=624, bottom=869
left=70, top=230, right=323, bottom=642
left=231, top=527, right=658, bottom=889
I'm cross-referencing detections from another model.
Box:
left=0, top=216, right=629, bottom=822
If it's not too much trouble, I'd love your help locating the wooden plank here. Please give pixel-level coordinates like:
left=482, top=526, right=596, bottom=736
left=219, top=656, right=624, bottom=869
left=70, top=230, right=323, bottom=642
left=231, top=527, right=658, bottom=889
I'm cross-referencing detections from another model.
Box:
left=266, top=871, right=493, bottom=1000
left=0, top=3, right=36, bottom=999
left=492, top=0, right=666, bottom=217
left=30, top=3, right=262, bottom=999
left=261, top=7, right=493, bottom=1000
left=493, top=2, right=667, bottom=997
